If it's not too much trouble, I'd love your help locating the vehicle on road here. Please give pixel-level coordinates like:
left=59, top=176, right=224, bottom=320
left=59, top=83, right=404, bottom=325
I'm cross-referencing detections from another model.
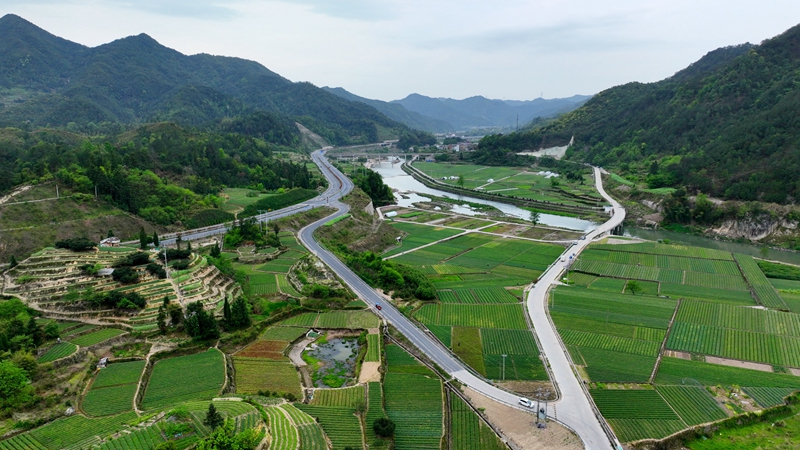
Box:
left=518, top=397, right=534, bottom=408
left=375, top=304, right=382, bottom=310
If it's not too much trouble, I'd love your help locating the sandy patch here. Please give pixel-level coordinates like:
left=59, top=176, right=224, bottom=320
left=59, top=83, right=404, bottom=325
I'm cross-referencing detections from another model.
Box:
left=705, top=356, right=773, bottom=372
left=464, top=388, right=584, bottom=450
left=604, top=238, right=643, bottom=245
left=663, top=350, right=692, bottom=360
left=359, top=362, right=381, bottom=383
left=495, top=381, right=557, bottom=401
left=791, top=368, right=800, bottom=376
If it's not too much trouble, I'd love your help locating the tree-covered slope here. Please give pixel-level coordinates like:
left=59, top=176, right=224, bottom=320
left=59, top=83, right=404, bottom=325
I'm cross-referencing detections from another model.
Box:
left=478, top=23, right=800, bottom=203
left=0, top=14, right=409, bottom=145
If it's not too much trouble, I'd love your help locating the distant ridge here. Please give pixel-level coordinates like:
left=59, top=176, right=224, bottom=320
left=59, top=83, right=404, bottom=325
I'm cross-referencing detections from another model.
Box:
left=0, top=14, right=414, bottom=145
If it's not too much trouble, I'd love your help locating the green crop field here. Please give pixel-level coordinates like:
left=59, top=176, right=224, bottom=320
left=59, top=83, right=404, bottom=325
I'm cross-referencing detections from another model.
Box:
left=741, top=387, right=800, bottom=407
left=449, top=393, right=506, bottom=450
left=279, top=404, right=328, bottom=450
left=452, top=327, right=486, bottom=375
left=579, top=347, right=656, bottom=382
left=316, top=310, right=380, bottom=329
left=142, top=349, right=225, bottom=410
left=95, top=423, right=168, bottom=450
left=69, top=328, right=125, bottom=347
left=656, top=386, right=727, bottom=425
left=37, top=342, right=77, bottom=363
left=591, top=389, right=684, bottom=441
left=27, top=411, right=138, bottom=450
left=588, top=277, right=628, bottom=293
left=658, top=282, right=755, bottom=304
left=560, top=329, right=660, bottom=356
left=365, top=334, right=381, bottom=362
left=260, top=326, right=309, bottom=341
left=278, top=313, right=319, bottom=327
left=655, top=357, right=800, bottom=388
left=234, top=357, right=301, bottom=397
left=384, top=372, right=443, bottom=450
left=310, top=385, right=365, bottom=408
left=295, top=405, right=363, bottom=450
left=551, top=287, right=676, bottom=329
left=667, top=299, right=800, bottom=367
left=384, top=222, right=463, bottom=257
left=83, top=361, right=145, bottom=416
left=264, top=407, right=299, bottom=450
left=735, top=254, right=788, bottom=309
left=365, top=382, right=387, bottom=447
left=415, top=304, right=528, bottom=329
left=277, top=274, right=302, bottom=297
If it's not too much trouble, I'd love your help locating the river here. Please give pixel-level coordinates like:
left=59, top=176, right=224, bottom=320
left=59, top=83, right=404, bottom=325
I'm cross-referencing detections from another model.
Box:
left=370, top=159, right=598, bottom=232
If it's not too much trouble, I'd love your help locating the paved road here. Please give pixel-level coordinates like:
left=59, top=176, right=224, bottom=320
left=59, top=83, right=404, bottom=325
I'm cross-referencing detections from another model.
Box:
left=524, top=167, right=626, bottom=449
left=300, top=153, right=626, bottom=449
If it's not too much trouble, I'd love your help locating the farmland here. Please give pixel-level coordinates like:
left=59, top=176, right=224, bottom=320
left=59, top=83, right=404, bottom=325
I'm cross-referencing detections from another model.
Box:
left=69, top=328, right=126, bottom=347
left=310, top=385, right=365, bottom=408
left=383, top=344, right=443, bottom=450
left=83, top=361, right=145, bottom=416
left=279, top=404, right=328, bottom=450
left=295, top=405, right=363, bottom=450
left=275, top=311, right=380, bottom=329
left=263, top=407, right=299, bottom=450
left=365, top=333, right=381, bottom=362
left=449, top=393, right=507, bottom=450
left=141, top=349, right=226, bottom=410
left=382, top=222, right=463, bottom=257
left=234, top=358, right=301, bottom=397
left=555, top=240, right=800, bottom=442
left=37, top=342, right=77, bottom=363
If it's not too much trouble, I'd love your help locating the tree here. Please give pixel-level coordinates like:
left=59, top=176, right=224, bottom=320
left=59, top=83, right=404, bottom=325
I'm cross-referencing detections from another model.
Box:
left=152, top=231, right=159, bottom=248
left=187, top=241, right=192, bottom=252
left=456, top=174, right=465, bottom=189
left=230, top=298, right=250, bottom=329
left=138, top=227, right=148, bottom=249
left=9, top=255, right=17, bottom=268
left=627, top=280, right=642, bottom=295
left=167, top=303, right=183, bottom=325
left=108, top=229, right=114, bottom=238
left=210, top=243, right=221, bottom=258
left=271, top=222, right=280, bottom=237
left=162, top=295, right=170, bottom=308
left=26, top=317, right=44, bottom=347
left=203, top=403, right=224, bottom=430
left=222, top=298, right=232, bottom=325
left=0, top=360, right=33, bottom=409
left=529, top=210, right=541, bottom=226
left=760, top=246, right=770, bottom=259
left=157, top=306, right=167, bottom=334
left=373, top=417, right=396, bottom=437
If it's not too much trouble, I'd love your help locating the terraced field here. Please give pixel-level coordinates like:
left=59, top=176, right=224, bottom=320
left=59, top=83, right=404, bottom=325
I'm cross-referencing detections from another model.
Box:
left=142, top=349, right=226, bottom=410
left=83, top=361, right=145, bottom=416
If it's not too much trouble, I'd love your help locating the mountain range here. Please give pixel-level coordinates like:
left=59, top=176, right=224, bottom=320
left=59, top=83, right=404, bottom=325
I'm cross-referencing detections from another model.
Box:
left=324, top=86, right=590, bottom=133
left=0, top=14, right=408, bottom=145
left=477, top=23, right=800, bottom=204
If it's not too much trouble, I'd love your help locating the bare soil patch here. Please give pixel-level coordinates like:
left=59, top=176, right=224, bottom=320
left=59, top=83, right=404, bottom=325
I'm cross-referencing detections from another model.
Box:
left=496, top=380, right=557, bottom=401
left=237, top=340, right=289, bottom=359
left=705, top=356, right=774, bottom=372
left=663, top=350, right=692, bottom=360
left=463, top=388, right=584, bottom=450
left=358, top=362, right=381, bottom=383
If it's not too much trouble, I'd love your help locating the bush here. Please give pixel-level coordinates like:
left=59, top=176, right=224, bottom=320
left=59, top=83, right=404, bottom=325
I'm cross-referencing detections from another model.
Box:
left=54, top=237, right=95, bottom=251
left=146, top=263, right=167, bottom=279
left=373, top=417, right=396, bottom=437
left=115, top=252, right=151, bottom=267
left=112, top=267, right=140, bottom=284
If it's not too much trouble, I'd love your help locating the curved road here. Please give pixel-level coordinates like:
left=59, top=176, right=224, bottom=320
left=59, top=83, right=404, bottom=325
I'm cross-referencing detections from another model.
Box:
left=300, top=152, right=626, bottom=449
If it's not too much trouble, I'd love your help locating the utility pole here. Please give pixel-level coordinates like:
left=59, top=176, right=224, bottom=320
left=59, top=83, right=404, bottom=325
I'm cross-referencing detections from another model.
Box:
left=56, top=184, right=59, bottom=199
left=502, top=354, right=507, bottom=381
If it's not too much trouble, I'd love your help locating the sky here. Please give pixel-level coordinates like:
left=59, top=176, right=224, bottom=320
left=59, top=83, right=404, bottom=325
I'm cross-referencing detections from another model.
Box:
left=2, top=1, right=799, bottom=101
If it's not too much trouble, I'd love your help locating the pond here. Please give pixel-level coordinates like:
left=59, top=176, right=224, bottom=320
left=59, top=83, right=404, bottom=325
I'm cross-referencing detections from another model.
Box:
left=303, top=337, right=360, bottom=388
left=370, top=158, right=599, bottom=232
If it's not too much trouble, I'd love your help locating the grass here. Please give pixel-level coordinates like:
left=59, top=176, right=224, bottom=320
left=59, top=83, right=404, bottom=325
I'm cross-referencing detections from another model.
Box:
left=684, top=403, right=800, bottom=449
left=141, top=349, right=226, bottom=410
left=452, top=327, right=486, bottom=376
left=365, top=334, right=381, bottom=362
left=655, top=357, right=800, bottom=388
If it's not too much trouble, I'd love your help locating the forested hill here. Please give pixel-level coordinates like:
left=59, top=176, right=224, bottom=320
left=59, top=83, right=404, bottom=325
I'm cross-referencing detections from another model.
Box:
left=0, top=14, right=410, bottom=145
left=477, top=23, right=800, bottom=204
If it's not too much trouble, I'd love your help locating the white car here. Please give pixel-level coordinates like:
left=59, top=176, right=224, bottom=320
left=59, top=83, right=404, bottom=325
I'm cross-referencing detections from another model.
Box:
left=518, top=397, right=534, bottom=408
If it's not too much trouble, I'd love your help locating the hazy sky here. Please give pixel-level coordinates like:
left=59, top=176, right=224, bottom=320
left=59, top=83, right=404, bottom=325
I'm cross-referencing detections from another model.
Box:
left=2, top=1, right=799, bottom=101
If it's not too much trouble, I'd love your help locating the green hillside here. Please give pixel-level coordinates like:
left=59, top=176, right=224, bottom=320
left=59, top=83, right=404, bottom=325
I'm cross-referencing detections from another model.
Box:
left=477, top=23, right=800, bottom=204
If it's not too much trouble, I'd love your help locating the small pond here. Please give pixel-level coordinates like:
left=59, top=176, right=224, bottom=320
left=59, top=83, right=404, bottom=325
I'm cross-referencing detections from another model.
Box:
left=304, top=337, right=360, bottom=388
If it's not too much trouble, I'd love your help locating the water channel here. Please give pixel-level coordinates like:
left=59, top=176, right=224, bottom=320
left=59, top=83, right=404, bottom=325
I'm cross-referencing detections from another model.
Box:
left=370, top=159, right=599, bottom=232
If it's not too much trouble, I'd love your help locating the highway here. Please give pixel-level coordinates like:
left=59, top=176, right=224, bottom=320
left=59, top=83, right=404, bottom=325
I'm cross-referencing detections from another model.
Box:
left=299, top=152, right=626, bottom=449
left=148, top=148, right=624, bottom=449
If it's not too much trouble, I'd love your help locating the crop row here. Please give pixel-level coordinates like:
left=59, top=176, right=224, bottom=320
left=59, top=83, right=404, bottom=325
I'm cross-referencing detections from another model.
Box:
left=233, top=358, right=301, bottom=397
left=741, top=387, right=800, bottom=407
left=658, top=282, right=755, bottom=304
left=449, top=393, right=505, bottom=450
left=37, top=342, right=77, bottom=363
left=656, top=386, right=726, bottom=426
left=551, top=287, right=676, bottom=329
left=666, top=321, right=800, bottom=367
left=384, top=372, right=443, bottom=450
left=277, top=274, right=302, bottom=297
left=735, top=254, right=788, bottom=309
left=28, top=411, right=138, bottom=450
left=263, top=407, right=298, bottom=450
left=559, top=329, right=660, bottom=356
left=297, top=424, right=328, bottom=450
left=592, top=242, right=734, bottom=260
left=607, top=418, right=686, bottom=443
left=310, top=385, right=365, bottom=408
left=583, top=249, right=740, bottom=275
left=260, top=326, right=309, bottom=342
left=415, top=304, right=528, bottom=329
left=480, top=328, right=539, bottom=355
left=365, top=334, right=381, bottom=362
left=675, top=300, right=800, bottom=336
left=294, top=405, right=363, bottom=450
left=578, top=347, right=656, bottom=383
left=96, top=424, right=165, bottom=450
left=655, top=357, right=800, bottom=388
left=70, top=328, right=126, bottom=347
left=142, top=349, right=225, bottom=410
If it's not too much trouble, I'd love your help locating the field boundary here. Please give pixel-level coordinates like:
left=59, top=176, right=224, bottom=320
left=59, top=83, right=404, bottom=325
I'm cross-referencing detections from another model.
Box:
left=650, top=299, right=682, bottom=383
